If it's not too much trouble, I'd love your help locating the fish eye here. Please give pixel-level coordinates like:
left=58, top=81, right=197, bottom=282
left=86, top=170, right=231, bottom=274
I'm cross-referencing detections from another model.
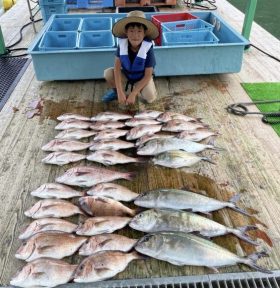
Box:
left=22, top=242, right=27, bottom=246
left=79, top=264, right=84, bottom=271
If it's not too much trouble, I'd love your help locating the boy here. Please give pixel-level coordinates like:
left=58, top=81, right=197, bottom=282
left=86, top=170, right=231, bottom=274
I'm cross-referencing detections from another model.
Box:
left=102, top=10, right=159, bottom=105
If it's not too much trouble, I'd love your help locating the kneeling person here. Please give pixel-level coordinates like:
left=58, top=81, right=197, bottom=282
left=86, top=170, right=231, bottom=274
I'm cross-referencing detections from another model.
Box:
left=103, top=11, right=159, bottom=105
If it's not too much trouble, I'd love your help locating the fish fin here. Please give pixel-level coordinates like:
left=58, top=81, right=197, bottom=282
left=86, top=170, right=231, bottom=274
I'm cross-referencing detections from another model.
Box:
left=123, top=172, right=137, bottom=181
left=37, top=245, right=54, bottom=254
left=32, top=272, right=45, bottom=279
left=232, top=226, right=259, bottom=245
left=207, top=266, right=220, bottom=273
left=202, top=157, right=216, bottom=165
left=230, top=206, right=252, bottom=217
left=243, top=251, right=272, bottom=274
left=229, top=194, right=241, bottom=204
left=98, top=239, right=112, bottom=248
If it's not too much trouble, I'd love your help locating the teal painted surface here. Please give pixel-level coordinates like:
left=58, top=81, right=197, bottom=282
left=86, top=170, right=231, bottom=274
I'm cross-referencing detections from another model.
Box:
left=228, top=0, right=280, bottom=39
left=242, top=0, right=257, bottom=40
left=28, top=12, right=249, bottom=81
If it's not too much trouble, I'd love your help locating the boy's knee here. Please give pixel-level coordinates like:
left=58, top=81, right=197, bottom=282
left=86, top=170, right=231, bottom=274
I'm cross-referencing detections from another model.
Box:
left=104, top=67, right=114, bottom=81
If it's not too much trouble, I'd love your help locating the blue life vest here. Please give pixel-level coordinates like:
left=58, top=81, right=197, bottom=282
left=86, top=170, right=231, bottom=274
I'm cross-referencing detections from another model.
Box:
left=119, top=38, right=153, bottom=82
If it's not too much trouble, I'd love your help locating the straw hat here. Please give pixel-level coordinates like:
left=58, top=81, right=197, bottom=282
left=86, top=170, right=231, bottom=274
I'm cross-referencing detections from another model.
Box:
left=112, top=10, right=159, bottom=40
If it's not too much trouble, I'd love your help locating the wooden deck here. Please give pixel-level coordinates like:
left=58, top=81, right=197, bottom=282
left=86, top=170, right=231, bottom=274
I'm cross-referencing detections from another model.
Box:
left=0, top=0, right=280, bottom=285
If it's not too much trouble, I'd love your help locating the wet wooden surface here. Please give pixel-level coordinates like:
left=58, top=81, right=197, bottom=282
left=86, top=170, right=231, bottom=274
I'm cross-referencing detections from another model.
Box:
left=1, top=0, right=280, bottom=285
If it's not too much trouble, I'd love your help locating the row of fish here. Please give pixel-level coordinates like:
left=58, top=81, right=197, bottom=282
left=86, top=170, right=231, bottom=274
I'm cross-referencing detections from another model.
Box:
left=41, top=110, right=219, bottom=168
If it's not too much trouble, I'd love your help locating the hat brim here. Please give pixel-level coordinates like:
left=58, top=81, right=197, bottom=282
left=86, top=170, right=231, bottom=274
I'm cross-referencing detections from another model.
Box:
left=112, top=16, right=159, bottom=40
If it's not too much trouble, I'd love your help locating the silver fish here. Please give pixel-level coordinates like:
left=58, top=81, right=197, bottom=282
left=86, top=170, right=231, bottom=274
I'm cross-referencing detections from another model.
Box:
left=136, top=134, right=174, bottom=146
left=162, top=120, right=206, bottom=132
left=87, top=150, right=142, bottom=165
left=55, top=119, right=92, bottom=130
left=89, top=139, right=135, bottom=151
left=137, top=138, right=217, bottom=155
left=126, top=124, right=162, bottom=140
left=19, top=218, right=78, bottom=240
left=76, top=216, right=131, bottom=236
left=79, top=234, right=137, bottom=255
left=177, top=129, right=218, bottom=142
left=42, top=151, right=86, bottom=165
left=91, top=112, right=132, bottom=121
left=42, top=139, right=91, bottom=152
left=15, top=232, right=87, bottom=261
left=87, top=183, right=138, bottom=202
left=135, top=232, right=270, bottom=273
left=129, top=209, right=257, bottom=245
left=30, top=183, right=83, bottom=199
left=79, top=196, right=136, bottom=217
left=134, top=189, right=251, bottom=216
left=90, top=121, right=125, bottom=130
left=94, top=129, right=129, bottom=141
left=152, top=150, right=213, bottom=168
left=55, top=128, right=97, bottom=140
left=125, top=118, right=160, bottom=127
left=56, top=166, right=135, bottom=187
left=74, top=251, right=142, bottom=283
left=157, top=112, right=201, bottom=123
left=134, top=110, right=163, bottom=119
left=24, top=199, right=84, bottom=219
left=57, top=113, right=91, bottom=121
left=10, top=258, right=77, bottom=288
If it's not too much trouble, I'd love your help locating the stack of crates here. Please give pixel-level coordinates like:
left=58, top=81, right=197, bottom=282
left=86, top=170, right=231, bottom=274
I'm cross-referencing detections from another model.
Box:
left=39, top=0, right=67, bottom=24
left=38, top=17, right=115, bottom=50
left=161, top=18, right=219, bottom=46
left=151, top=12, right=198, bottom=46
left=66, top=0, right=113, bottom=9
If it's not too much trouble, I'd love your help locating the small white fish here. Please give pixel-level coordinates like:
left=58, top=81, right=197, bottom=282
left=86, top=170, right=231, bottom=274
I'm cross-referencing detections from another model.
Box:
left=56, top=166, right=135, bottom=187
left=134, top=110, right=163, bottom=119
left=135, top=134, right=174, bottom=146
left=125, top=118, right=160, bottom=127
left=87, top=150, right=143, bottom=165
left=94, top=129, right=129, bottom=141
left=57, top=113, right=91, bottom=121
left=79, top=234, right=137, bottom=255
left=91, top=112, right=132, bottom=121
left=55, top=129, right=97, bottom=140
left=89, top=139, right=135, bottom=151
left=90, top=121, right=125, bottom=130
left=162, top=120, right=206, bottom=132
left=76, top=216, right=131, bottom=235
left=177, top=129, right=219, bottom=142
left=42, top=151, right=86, bottom=165
left=73, top=251, right=143, bottom=283
left=15, top=232, right=87, bottom=261
left=42, top=139, right=91, bottom=152
left=152, top=150, right=214, bottom=168
left=10, top=258, right=77, bottom=288
left=19, top=218, right=77, bottom=240
left=55, top=119, right=92, bottom=130
left=157, top=112, right=202, bottom=123
left=24, top=199, right=84, bottom=219
left=30, top=183, right=83, bottom=199
left=87, top=183, right=138, bottom=202
left=126, top=124, right=162, bottom=140
left=137, top=138, right=217, bottom=155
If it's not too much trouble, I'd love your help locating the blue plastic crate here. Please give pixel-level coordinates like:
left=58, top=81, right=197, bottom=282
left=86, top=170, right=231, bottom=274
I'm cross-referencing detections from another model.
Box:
left=162, top=30, right=219, bottom=46
left=39, top=31, right=78, bottom=50
left=39, top=0, right=65, bottom=4
left=40, top=4, right=67, bottom=23
left=87, top=0, right=113, bottom=8
left=48, top=18, right=81, bottom=31
left=162, top=19, right=214, bottom=33
left=80, top=17, right=112, bottom=31
left=78, top=31, right=115, bottom=49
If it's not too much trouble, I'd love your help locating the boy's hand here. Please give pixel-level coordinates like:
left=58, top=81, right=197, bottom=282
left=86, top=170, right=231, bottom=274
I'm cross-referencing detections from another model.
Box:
left=118, top=91, right=127, bottom=104
left=126, top=92, right=137, bottom=105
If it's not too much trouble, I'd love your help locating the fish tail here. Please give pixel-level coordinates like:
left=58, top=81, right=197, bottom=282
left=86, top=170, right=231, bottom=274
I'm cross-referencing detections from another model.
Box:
left=131, top=251, right=149, bottom=260
left=232, top=225, right=258, bottom=245
left=243, top=251, right=272, bottom=274
left=230, top=206, right=252, bottom=217
left=123, top=172, right=137, bottom=181
left=206, top=138, right=224, bottom=151
left=202, top=157, right=216, bottom=165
